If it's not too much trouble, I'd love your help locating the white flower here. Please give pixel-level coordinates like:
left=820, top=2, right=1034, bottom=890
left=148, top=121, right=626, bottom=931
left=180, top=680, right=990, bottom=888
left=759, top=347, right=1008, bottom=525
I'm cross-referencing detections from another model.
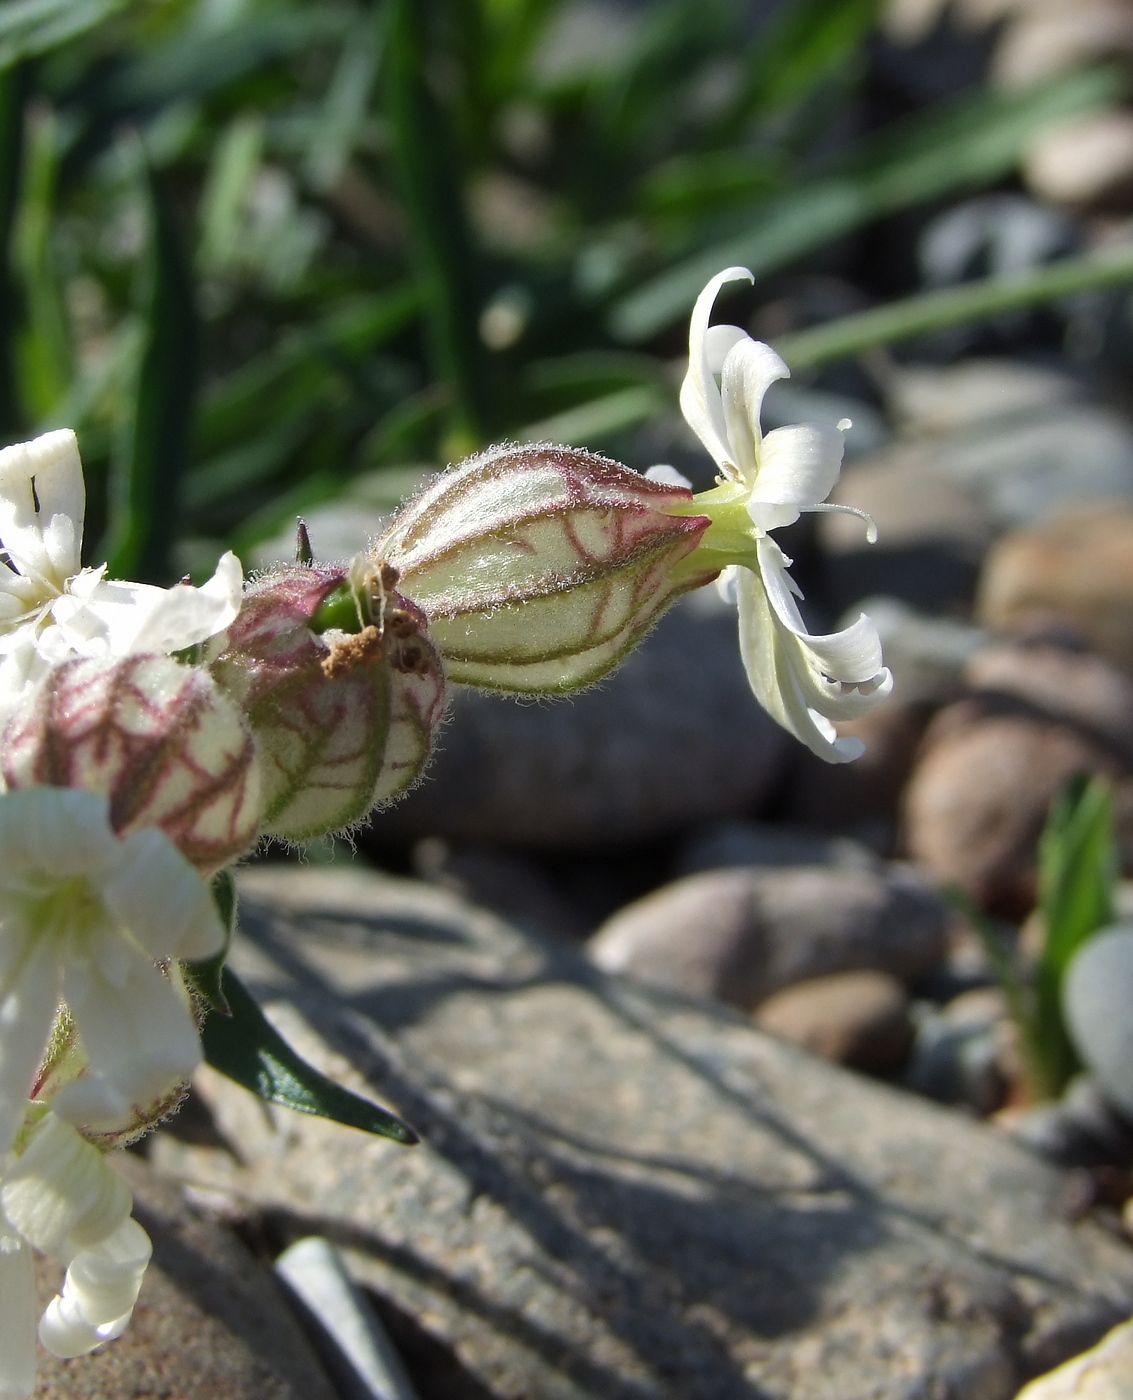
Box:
left=0, top=429, right=243, bottom=718
left=679, top=267, right=892, bottom=762
left=0, top=787, right=224, bottom=1156
left=0, top=1109, right=151, bottom=1396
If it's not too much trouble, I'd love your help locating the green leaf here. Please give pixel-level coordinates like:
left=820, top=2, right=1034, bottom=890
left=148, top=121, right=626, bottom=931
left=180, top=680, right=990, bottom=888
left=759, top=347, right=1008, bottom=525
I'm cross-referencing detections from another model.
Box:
left=0, top=65, right=24, bottom=440
left=518, top=384, right=664, bottom=446
left=106, top=160, right=198, bottom=584
left=772, top=241, right=1133, bottom=370
left=609, top=66, right=1122, bottom=341
left=13, top=102, right=70, bottom=422
left=720, top=0, right=881, bottom=132
left=0, top=0, right=127, bottom=72
left=202, top=967, right=418, bottom=1144
left=184, top=871, right=237, bottom=1017
left=385, top=0, right=492, bottom=444
left=1033, top=774, right=1118, bottom=1096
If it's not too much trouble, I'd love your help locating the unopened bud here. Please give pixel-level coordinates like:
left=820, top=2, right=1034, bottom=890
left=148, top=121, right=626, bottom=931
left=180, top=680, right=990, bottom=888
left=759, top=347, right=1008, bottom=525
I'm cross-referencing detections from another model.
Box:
left=1, top=654, right=261, bottom=873
left=210, top=562, right=446, bottom=841
left=375, top=444, right=715, bottom=692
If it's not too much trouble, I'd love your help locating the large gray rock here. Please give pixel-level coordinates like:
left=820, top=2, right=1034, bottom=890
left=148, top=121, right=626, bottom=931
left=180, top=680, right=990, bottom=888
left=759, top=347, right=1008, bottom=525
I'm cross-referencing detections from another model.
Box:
left=34, top=1153, right=336, bottom=1400
left=1064, top=925, right=1133, bottom=1121
left=587, top=861, right=950, bottom=1008
left=152, top=866, right=1133, bottom=1400
left=366, top=591, right=790, bottom=849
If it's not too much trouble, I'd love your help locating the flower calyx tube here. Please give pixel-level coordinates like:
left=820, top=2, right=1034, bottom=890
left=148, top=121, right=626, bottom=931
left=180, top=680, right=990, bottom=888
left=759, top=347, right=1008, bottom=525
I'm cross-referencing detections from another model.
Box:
left=374, top=443, right=718, bottom=693
left=210, top=560, right=446, bottom=842
left=0, top=653, right=262, bottom=874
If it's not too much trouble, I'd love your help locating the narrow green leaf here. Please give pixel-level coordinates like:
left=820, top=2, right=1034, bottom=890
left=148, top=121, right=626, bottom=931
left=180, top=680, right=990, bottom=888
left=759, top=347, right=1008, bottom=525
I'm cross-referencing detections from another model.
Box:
left=304, top=9, right=384, bottom=193
left=1033, top=774, right=1117, bottom=1096
left=384, top=0, right=492, bottom=444
left=610, top=66, right=1122, bottom=341
left=0, top=65, right=24, bottom=440
left=0, top=0, right=127, bottom=72
left=518, top=384, right=664, bottom=446
left=202, top=967, right=418, bottom=1144
left=773, top=242, right=1133, bottom=370
left=184, top=871, right=237, bottom=1016
left=13, top=102, right=70, bottom=423
left=106, top=161, right=198, bottom=584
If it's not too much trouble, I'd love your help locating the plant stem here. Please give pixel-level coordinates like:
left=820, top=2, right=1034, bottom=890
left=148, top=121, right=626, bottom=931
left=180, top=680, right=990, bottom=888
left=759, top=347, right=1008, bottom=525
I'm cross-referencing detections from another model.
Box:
left=773, top=244, right=1133, bottom=370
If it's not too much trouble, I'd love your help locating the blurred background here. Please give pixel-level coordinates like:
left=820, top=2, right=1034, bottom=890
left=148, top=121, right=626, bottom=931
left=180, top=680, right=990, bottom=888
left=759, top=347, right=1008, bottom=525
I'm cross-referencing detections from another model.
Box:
left=16, top=0, right=1133, bottom=1137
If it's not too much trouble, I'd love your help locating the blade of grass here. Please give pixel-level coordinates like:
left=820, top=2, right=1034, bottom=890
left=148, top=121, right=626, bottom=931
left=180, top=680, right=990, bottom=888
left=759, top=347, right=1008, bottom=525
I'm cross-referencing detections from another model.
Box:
left=772, top=241, right=1133, bottom=369
left=13, top=101, right=70, bottom=424
left=1034, top=774, right=1117, bottom=1098
left=384, top=0, right=491, bottom=448
left=610, top=66, right=1121, bottom=341
left=106, top=162, right=198, bottom=584
left=0, top=65, right=24, bottom=439
left=0, top=0, right=127, bottom=71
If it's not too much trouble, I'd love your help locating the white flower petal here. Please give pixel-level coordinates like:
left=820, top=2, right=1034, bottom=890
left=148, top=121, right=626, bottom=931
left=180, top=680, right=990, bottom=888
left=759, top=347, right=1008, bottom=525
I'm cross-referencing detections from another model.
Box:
left=735, top=544, right=891, bottom=763
left=126, top=550, right=244, bottom=654
left=719, top=336, right=790, bottom=481
left=56, top=1216, right=150, bottom=1327
left=0, top=1114, right=130, bottom=1258
left=39, top=1288, right=134, bottom=1359
left=102, top=827, right=225, bottom=962
left=0, top=938, right=59, bottom=1156
left=0, top=1236, right=36, bottom=1398
left=0, top=431, right=84, bottom=591
left=748, top=423, right=844, bottom=532
left=643, top=464, right=693, bottom=490
left=0, top=790, right=117, bottom=882
left=61, top=954, right=202, bottom=1125
left=679, top=266, right=753, bottom=476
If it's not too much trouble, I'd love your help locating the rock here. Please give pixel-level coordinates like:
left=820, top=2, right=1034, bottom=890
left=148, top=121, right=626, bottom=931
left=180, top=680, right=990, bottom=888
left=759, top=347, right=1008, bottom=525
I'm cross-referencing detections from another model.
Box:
left=413, top=839, right=590, bottom=941
left=902, top=707, right=1123, bottom=915
left=821, top=373, right=1133, bottom=614
left=783, top=695, right=927, bottom=847
left=887, top=359, right=1081, bottom=437
left=33, top=1153, right=336, bottom=1400
left=586, top=861, right=950, bottom=1008
left=1064, top=925, right=1133, bottom=1120
left=150, top=865, right=1133, bottom=1399
left=1014, top=1315, right=1133, bottom=1399
left=965, top=643, right=1133, bottom=764
left=754, top=970, right=914, bottom=1073
left=275, top=1236, right=420, bottom=1400
left=674, top=820, right=879, bottom=877
left=365, top=591, right=791, bottom=849
left=903, top=992, right=1009, bottom=1116
left=1025, top=110, right=1133, bottom=212
left=977, top=507, right=1133, bottom=673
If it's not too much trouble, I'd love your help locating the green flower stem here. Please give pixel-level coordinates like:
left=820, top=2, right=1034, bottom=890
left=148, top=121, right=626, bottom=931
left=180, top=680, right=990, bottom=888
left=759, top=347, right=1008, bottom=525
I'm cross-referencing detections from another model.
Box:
left=773, top=243, right=1133, bottom=371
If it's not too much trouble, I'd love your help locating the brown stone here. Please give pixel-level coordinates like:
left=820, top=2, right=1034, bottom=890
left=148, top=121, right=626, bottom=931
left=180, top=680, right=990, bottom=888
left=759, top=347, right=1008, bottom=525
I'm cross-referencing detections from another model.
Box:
left=754, top=970, right=914, bottom=1073
left=977, top=507, right=1133, bottom=672
left=587, top=861, right=949, bottom=1007
left=902, top=708, right=1122, bottom=915
left=32, top=1153, right=336, bottom=1400
left=1013, top=1315, right=1133, bottom=1398
left=964, top=642, right=1133, bottom=762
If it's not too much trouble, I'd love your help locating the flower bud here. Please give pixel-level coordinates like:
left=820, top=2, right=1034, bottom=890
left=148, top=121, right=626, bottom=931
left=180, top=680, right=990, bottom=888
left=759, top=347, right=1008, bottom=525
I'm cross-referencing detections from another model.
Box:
left=210, top=562, right=446, bottom=841
left=375, top=444, right=716, bottom=692
left=0, top=653, right=261, bottom=873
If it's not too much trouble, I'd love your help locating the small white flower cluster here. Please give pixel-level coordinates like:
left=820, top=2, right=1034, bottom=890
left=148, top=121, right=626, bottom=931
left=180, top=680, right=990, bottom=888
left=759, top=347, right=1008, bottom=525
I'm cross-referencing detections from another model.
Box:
left=0, top=431, right=236, bottom=1397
